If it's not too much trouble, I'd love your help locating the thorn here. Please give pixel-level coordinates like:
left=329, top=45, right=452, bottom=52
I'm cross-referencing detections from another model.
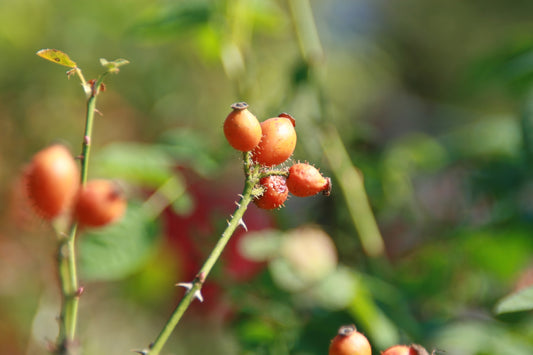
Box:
left=226, top=219, right=230, bottom=226
left=235, top=201, right=241, bottom=207
left=237, top=194, right=244, bottom=198
left=193, top=290, right=204, bottom=303
left=94, top=108, right=103, bottom=116
left=239, top=218, right=248, bottom=232
left=176, top=282, right=193, bottom=291
left=131, top=350, right=149, bottom=355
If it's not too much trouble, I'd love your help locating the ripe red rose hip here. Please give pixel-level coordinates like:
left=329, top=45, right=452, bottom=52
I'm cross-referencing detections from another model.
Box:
left=253, top=175, right=289, bottom=210
left=382, top=344, right=431, bottom=355
left=329, top=325, right=371, bottom=355
left=287, top=163, right=331, bottom=197
left=252, top=113, right=297, bottom=166
left=74, top=179, right=126, bottom=227
left=26, top=144, right=80, bottom=220
left=223, top=102, right=262, bottom=152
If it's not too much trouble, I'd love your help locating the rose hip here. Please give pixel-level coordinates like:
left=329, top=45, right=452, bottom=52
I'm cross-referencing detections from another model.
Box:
left=26, top=144, right=80, bottom=220
left=74, top=179, right=126, bottom=227
left=253, top=175, right=289, bottom=210
left=329, top=324, right=372, bottom=355
left=223, top=102, right=262, bottom=152
left=287, top=163, right=331, bottom=197
left=252, top=114, right=297, bottom=166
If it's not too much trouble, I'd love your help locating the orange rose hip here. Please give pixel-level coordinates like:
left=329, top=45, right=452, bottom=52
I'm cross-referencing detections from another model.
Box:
left=223, top=102, right=262, bottom=152
left=287, top=163, right=331, bottom=197
left=26, top=144, right=80, bottom=220
left=252, top=113, right=297, bottom=166
left=382, top=344, right=431, bottom=355
left=329, top=325, right=371, bottom=355
left=74, top=179, right=126, bottom=227
left=253, top=175, right=289, bottom=210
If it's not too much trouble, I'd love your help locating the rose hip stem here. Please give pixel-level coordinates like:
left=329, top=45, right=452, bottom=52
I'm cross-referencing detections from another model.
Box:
left=55, top=72, right=108, bottom=355
left=144, top=151, right=260, bottom=355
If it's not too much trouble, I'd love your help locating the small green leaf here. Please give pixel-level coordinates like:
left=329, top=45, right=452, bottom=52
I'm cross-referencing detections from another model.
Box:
left=494, top=285, right=533, bottom=314
left=100, top=58, right=130, bottom=73
left=36, top=48, right=77, bottom=68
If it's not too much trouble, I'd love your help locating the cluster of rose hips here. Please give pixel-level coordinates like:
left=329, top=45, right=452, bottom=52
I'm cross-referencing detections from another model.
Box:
left=223, top=102, right=331, bottom=209
left=25, top=144, right=126, bottom=228
left=329, top=325, right=435, bottom=355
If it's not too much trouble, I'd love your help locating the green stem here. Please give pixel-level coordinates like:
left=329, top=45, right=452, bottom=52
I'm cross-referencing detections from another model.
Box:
left=55, top=73, right=106, bottom=355
left=287, top=0, right=324, bottom=65
left=320, top=127, right=384, bottom=256
left=287, top=0, right=384, bottom=257
left=146, top=153, right=258, bottom=355
left=80, top=74, right=106, bottom=183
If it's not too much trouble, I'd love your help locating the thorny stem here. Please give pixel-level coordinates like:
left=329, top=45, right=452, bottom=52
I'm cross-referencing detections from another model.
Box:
left=55, top=72, right=107, bottom=355
left=145, top=152, right=260, bottom=355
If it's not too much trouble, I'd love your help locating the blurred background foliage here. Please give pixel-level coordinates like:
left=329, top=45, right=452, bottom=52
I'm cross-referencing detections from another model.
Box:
left=1, top=0, right=533, bottom=354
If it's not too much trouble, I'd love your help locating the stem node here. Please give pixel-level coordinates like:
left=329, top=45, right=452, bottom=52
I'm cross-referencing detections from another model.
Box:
left=75, top=286, right=84, bottom=298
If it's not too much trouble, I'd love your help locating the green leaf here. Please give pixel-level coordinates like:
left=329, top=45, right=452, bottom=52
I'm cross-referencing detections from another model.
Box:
left=433, top=320, right=533, bottom=354
left=463, top=39, right=533, bottom=97
left=100, top=58, right=130, bottom=73
left=36, top=48, right=77, bottom=68
left=130, top=2, right=211, bottom=39
left=92, top=143, right=176, bottom=187
left=494, top=286, right=533, bottom=314
left=78, top=203, right=160, bottom=281
left=443, top=116, right=522, bottom=159
left=157, top=128, right=220, bottom=176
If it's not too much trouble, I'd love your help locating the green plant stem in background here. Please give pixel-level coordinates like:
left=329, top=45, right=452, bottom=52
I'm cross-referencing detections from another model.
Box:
left=287, top=0, right=324, bottom=64
left=55, top=73, right=107, bottom=355
left=287, top=0, right=384, bottom=257
left=321, top=127, right=385, bottom=256
left=146, top=152, right=259, bottom=355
